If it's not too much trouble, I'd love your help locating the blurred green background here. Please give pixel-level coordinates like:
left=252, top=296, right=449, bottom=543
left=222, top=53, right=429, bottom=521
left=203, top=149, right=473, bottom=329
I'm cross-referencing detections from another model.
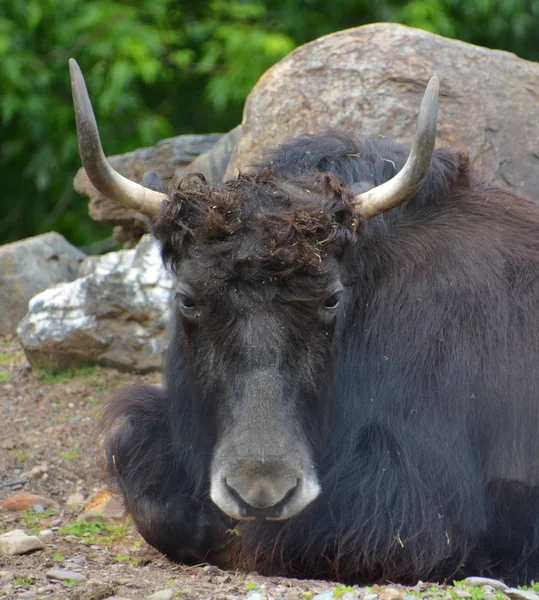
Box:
left=1, top=0, right=538, bottom=250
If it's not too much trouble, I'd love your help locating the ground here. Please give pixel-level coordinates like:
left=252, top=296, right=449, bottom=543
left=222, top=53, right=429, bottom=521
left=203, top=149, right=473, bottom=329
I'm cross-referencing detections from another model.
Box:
left=0, top=337, right=535, bottom=600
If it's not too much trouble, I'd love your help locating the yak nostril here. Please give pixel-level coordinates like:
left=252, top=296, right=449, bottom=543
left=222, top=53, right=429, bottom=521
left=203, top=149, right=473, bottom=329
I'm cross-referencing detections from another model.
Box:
left=225, top=479, right=298, bottom=519
left=225, top=475, right=299, bottom=510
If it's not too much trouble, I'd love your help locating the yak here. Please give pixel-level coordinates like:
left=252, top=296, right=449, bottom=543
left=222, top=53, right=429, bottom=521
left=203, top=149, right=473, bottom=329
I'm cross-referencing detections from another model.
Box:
left=69, top=59, right=539, bottom=585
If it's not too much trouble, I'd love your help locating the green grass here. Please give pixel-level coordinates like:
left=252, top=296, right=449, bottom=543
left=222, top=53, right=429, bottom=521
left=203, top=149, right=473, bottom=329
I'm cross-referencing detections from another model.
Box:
left=23, top=508, right=59, bottom=532
left=519, top=582, right=539, bottom=593
left=14, top=577, right=34, bottom=588
left=58, top=444, right=80, bottom=462
left=333, top=584, right=355, bottom=597
left=246, top=582, right=258, bottom=591
left=52, top=552, right=65, bottom=562
left=60, top=520, right=129, bottom=543
left=0, top=352, right=11, bottom=363
left=37, top=364, right=98, bottom=384
left=63, top=580, right=79, bottom=588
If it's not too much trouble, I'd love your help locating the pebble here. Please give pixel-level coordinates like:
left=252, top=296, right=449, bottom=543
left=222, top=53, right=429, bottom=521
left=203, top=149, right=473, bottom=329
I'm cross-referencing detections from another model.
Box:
left=462, top=577, right=508, bottom=590
left=0, top=530, right=45, bottom=555
left=28, top=463, right=49, bottom=479
left=39, top=529, right=54, bottom=538
left=379, top=589, right=402, bottom=600
left=78, top=489, right=126, bottom=522
left=506, top=589, right=539, bottom=600
left=246, top=592, right=266, bottom=600
left=313, top=593, right=334, bottom=600
left=18, top=592, right=37, bottom=599
left=67, top=492, right=85, bottom=507
left=1, top=492, right=58, bottom=511
left=145, top=591, right=175, bottom=600
left=364, top=595, right=379, bottom=600
left=453, top=591, right=473, bottom=599
left=46, top=569, right=87, bottom=583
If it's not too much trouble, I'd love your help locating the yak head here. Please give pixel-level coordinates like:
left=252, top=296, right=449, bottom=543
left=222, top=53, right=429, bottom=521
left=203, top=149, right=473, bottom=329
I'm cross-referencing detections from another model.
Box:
left=69, top=59, right=438, bottom=521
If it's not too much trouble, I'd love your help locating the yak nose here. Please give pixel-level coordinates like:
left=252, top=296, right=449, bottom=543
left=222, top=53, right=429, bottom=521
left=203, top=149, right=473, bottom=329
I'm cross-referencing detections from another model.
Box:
left=225, top=460, right=299, bottom=517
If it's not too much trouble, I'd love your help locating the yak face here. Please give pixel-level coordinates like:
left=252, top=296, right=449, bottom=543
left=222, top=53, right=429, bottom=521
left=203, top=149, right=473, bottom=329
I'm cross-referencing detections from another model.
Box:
left=153, top=170, right=357, bottom=520
left=69, top=58, right=438, bottom=522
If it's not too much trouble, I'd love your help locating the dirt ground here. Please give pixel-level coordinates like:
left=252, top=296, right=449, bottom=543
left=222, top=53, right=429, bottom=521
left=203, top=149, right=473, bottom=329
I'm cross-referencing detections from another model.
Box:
left=0, top=336, right=523, bottom=600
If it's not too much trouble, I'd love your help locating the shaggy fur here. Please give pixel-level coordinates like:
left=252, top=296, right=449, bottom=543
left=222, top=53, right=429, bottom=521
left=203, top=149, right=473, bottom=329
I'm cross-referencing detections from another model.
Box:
left=102, top=131, right=539, bottom=584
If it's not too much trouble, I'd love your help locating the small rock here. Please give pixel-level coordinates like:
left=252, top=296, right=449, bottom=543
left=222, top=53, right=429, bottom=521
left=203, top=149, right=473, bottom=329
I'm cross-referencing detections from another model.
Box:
left=453, top=591, right=473, bottom=599
left=79, top=489, right=126, bottom=522
left=28, top=463, right=49, bottom=479
left=71, top=579, right=116, bottom=600
left=67, top=492, right=85, bottom=507
left=39, top=529, right=54, bottom=538
left=0, top=440, right=15, bottom=450
left=46, top=569, right=87, bottom=583
left=462, top=578, right=508, bottom=590
left=313, top=593, right=334, bottom=600
left=1, top=492, right=58, bottom=511
left=364, top=594, right=379, bottom=600
left=18, top=592, right=37, bottom=599
left=0, top=530, right=45, bottom=555
left=145, top=591, right=175, bottom=600
left=379, top=589, right=402, bottom=600
left=506, top=589, right=539, bottom=600
left=246, top=593, right=266, bottom=600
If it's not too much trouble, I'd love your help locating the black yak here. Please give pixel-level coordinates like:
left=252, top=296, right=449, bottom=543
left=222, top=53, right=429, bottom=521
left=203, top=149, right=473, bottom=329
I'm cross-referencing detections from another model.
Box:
left=69, top=59, right=539, bottom=585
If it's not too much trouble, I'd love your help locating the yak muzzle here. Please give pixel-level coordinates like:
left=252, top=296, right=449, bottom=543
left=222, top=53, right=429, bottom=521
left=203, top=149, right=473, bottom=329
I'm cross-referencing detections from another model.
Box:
left=211, top=458, right=321, bottom=520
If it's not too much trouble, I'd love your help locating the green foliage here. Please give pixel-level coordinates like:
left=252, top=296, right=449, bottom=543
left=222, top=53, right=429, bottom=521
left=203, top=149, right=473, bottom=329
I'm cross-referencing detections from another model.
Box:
left=59, top=520, right=129, bottom=543
left=2, top=0, right=538, bottom=247
left=333, top=584, right=355, bottom=597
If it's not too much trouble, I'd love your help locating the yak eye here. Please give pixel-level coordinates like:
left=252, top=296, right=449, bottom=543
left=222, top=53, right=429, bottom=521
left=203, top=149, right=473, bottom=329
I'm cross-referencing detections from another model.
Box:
left=179, top=294, right=196, bottom=312
left=323, top=293, right=340, bottom=310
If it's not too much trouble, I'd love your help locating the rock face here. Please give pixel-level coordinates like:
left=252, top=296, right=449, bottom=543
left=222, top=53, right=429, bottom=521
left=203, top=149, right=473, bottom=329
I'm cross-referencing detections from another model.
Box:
left=0, top=232, right=85, bottom=335
left=17, top=235, right=174, bottom=372
left=74, top=133, right=222, bottom=246
left=224, top=23, right=539, bottom=201
left=185, top=126, right=243, bottom=183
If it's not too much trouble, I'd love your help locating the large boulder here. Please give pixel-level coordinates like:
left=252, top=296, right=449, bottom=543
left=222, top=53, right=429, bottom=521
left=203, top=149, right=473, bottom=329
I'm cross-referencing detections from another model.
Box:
left=17, top=235, right=174, bottom=372
left=224, top=23, right=539, bottom=200
left=74, top=133, right=223, bottom=246
left=0, top=232, right=85, bottom=336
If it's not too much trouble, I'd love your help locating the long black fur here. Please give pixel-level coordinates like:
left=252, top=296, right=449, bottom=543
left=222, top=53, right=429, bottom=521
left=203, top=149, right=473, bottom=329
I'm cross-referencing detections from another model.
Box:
left=103, top=131, right=539, bottom=584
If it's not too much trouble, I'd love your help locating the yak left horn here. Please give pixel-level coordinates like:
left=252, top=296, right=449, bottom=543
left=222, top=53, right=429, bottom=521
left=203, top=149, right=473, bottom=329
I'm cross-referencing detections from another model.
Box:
left=352, top=76, right=439, bottom=220
left=69, top=59, right=168, bottom=220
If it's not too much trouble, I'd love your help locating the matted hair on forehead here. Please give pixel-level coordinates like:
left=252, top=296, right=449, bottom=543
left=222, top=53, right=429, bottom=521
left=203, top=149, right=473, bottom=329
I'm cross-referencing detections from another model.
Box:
left=152, top=169, right=358, bottom=279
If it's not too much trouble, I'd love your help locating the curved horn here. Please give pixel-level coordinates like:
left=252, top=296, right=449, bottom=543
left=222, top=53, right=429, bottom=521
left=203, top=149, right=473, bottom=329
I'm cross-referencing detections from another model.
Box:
left=69, top=58, right=167, bottom=220
left=352, top=76, right=439, bottom=220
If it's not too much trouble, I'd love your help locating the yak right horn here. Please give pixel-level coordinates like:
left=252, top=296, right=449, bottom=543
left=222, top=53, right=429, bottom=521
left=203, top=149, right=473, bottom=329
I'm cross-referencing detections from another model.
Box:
left=69, top=58, right=168, bottom=220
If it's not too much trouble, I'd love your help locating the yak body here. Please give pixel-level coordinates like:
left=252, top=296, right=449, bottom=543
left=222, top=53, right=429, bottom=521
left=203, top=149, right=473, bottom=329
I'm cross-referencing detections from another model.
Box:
left=104, top=132, right=539, bottom=584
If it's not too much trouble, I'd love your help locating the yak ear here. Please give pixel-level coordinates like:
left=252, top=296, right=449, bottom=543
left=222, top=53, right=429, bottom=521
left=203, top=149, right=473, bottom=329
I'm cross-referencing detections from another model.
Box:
left=69, top=58, right=168, bottom=220
left=352, top=76, right=439, bottom=220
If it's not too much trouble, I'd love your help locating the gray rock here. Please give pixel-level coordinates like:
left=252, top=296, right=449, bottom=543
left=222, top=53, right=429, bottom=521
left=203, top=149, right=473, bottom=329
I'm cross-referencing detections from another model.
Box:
left=39, top=529, right=54, bottom=538
left=46, top=569, right=87, bottom=583
left=0, top=530, right=45, bottom=555
left=506, top=589, right=539, bottom=600
left=18, top=235, right=174, bottom=372
left=0, top=232, right=85, bottom=335
left=313, top=593, right=334, bottom=600
left=186, top=125, right=243, bottom=183
left=462, top=578, right=508, bottom=590
left=74, top=133, right=223, bottom=247
left=144, top=590, right=175, bottom=600
left=224, top=23, right=539, bottom=203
